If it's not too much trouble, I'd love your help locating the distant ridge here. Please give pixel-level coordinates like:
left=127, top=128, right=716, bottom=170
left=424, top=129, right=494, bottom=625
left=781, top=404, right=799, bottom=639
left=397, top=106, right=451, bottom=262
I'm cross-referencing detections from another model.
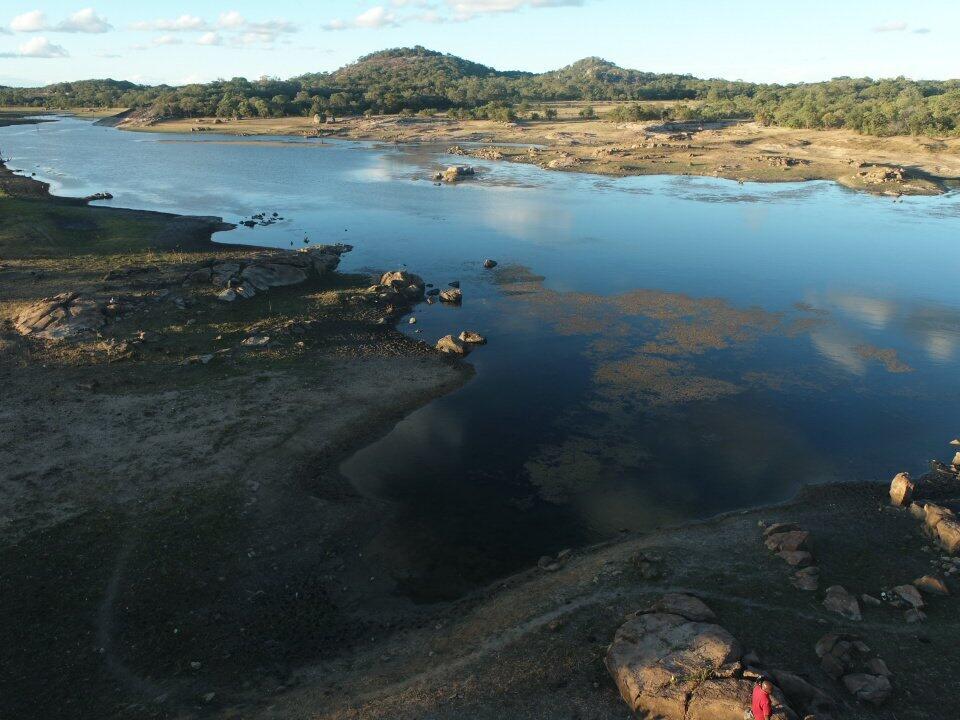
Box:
left=2, top=46, right=959, bottom=137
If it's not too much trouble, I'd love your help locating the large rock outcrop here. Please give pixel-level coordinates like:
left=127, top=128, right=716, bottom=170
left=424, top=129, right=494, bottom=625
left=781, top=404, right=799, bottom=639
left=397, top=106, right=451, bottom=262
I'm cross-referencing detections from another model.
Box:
left=14, top=292, right=106, bottom=340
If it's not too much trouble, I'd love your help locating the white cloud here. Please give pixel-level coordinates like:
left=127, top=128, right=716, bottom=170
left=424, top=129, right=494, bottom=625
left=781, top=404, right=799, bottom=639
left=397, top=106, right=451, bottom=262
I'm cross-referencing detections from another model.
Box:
left=197, top=31, right=222, bottom=46
left=0, top=36, right=69, bottom=58
left=130, top=15, right=208, bottom=32
left=217, top=11, right=246, bottom=29
left=325, top=6, right=399, bottom=30
left=10, top=8, right=112, bottom=33
left=153, top=34, right=182, bottom=46
left=356, top=7, right=399, bottom=28
left=873, top=20, right=908, bottom=32
left=10, top=10, right=47, bottom=32
left=56, top=8, right=112, bottom=33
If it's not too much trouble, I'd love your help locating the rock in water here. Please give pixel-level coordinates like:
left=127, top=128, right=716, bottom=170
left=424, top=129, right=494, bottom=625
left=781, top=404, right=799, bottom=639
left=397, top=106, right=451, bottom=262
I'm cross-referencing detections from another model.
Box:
left=889, top=472, right=914, bottom=506
left=483, top=259, right=498, bottom=268
left=458, top=330, right=486, bottom=345
left=823, top=585, right=861, bottom=621
left=435, top=335, right=469, bottom=356
left=379, top=270, right=425, bottom=300
left=439, top=288, right=462, bottom=304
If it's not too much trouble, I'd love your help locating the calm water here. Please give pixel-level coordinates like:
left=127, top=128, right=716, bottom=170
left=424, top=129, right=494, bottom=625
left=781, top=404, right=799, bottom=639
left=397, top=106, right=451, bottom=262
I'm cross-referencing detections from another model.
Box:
left=4, top=117, right=960, bottom=598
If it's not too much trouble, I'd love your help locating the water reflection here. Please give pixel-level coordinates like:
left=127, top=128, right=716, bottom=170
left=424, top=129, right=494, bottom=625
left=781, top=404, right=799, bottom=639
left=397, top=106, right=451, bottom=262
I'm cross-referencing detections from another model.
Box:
left=4, top=117, right=960, bottom=598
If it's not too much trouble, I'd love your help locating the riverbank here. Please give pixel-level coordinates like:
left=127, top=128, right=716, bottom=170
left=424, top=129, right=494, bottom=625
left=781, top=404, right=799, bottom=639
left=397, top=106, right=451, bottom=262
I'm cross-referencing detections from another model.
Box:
left=122, top=111, right=960, bottom=196
left=0, top=150, right=474, bottom=718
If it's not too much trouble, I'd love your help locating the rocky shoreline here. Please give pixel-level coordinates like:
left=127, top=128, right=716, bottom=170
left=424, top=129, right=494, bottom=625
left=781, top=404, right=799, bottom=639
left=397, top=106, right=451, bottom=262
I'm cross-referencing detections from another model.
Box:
left=118, top=112, right=960, bottom=197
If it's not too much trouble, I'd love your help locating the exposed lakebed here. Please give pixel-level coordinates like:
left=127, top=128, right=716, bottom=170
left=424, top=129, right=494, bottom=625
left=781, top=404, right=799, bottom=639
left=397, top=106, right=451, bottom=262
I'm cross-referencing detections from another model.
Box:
left=4, top=116, right=960, bottom=600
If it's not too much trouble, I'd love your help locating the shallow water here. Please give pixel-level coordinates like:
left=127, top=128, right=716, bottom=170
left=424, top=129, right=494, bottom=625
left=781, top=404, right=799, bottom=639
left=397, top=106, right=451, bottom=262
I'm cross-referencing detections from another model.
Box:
left=4, top=117, right=960, bottom=599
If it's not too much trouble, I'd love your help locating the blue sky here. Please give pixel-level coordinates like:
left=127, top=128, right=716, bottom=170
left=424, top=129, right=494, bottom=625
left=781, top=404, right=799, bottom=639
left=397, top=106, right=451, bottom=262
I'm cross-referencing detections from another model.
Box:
left=1, top=1, right=957, bottom=87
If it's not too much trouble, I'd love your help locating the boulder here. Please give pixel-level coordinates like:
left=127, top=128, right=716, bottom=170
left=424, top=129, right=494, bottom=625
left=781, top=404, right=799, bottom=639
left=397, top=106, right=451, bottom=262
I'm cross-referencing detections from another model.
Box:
left=892, top=584, right=924, bottom=608
left=436, top=335, right=469, bottom=356
left=240, top=335, right=270, bottom=348
left=924, top=503, right=955, bottom=533
left=768, top=670, right=835, bottom=717
left=842, top=673, right=891, bottom=705
left=908, top=502, right=926, bottom=520
left=904, top=608, right=927, bottom=623
left=211, top=262, right=241, bottom=286
left=605, top=610, right=743, bottom=720
left=763, top=522, right=801, bottom=537
left=645, top=593, right=716, bottom=622
left=913, top=575, right=950, bottom=596
left=441, top=165, right=474, bottom=182
left=241, top=262, right=308, bottom=290
left=823, top=586, right=861, bottom=621
left=234, top=285, right=256, bottom=299
left=483, top=259, right=498, bottom=269
left=936, top=518, right=960, bottom=554
left=866, top=658, right=891, bottom=676
left=439, top=288, right=463, bottom=304
left=765, top=531, right=810, bottom=553
left=458, top=330, right=487, bottom=345
left=379, top=271, right=425, bottom=300
left=792, top=567, right=819, bottom=592
left=685, top=678, right=756, bottom=720
left=217, top=288, right=237, bottom=302
left=889, top=472, right=914, bottom=506
left=14, top=292, right=106, bottom=340
left=778, top=551, right=814, bottom=567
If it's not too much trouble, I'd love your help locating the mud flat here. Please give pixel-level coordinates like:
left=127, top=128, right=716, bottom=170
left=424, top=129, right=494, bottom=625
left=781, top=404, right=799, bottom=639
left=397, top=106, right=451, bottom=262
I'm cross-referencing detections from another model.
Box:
left=126, top=111, right=960, bottom=196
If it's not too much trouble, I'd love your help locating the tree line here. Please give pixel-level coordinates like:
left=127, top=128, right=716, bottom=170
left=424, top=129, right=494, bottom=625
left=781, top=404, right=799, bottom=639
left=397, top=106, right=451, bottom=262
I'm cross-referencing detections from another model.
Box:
left=2, top=47, right=959, bottom=137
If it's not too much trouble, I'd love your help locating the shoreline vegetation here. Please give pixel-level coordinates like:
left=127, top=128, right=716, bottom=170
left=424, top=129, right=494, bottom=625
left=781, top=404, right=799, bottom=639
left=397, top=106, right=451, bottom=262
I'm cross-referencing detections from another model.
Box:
left=2, top=111, right=960, bottom=720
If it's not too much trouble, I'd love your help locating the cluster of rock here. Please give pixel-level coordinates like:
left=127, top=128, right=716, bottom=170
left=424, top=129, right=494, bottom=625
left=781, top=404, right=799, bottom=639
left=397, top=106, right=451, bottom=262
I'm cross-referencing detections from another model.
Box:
left=755, top=155, right=811, bottom=168
left=763, top=522, right=819, bottom=592
left=434, top=165, right=475, bottom=182
left=238, top=211, right=285, bottom=228
left=435, top=330, right=485, bottom=356
left=889, top=463, right=960, bottom=556
left=815, top=633, right=892, bottom=705
left=857, top=165, right=906, bottom=185
left=82, top=191, right=113, bottom=202
left=606, top=593, right=834, bottom=720
left=188, top=245, right=351, bottom=303
left=14, top=291, right=107, bottom=340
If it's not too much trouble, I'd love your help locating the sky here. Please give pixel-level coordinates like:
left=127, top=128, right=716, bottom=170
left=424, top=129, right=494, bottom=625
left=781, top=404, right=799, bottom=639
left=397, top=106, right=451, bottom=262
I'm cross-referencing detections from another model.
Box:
left=0, top=1, right=958, bottom=87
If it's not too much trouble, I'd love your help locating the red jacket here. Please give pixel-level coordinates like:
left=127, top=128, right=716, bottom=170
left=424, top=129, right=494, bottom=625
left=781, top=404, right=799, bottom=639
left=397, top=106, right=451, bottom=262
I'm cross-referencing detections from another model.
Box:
left=752, top=684, right=772, bottom=720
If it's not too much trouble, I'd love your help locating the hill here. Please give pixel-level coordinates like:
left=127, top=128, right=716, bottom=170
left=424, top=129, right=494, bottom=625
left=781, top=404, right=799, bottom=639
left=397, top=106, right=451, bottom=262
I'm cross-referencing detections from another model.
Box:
left=2, top=47, right=960, bottom=136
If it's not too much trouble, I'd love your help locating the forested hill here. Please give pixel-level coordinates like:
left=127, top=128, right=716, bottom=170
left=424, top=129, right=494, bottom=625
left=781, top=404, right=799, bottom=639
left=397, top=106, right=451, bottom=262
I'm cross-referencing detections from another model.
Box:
left=2, top=46, right=960, bottom=137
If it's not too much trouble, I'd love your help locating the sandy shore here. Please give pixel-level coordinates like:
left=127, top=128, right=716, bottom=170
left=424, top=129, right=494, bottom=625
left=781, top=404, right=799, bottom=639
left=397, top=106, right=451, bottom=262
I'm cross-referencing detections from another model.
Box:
left=125, top=111, right=960, bottom=196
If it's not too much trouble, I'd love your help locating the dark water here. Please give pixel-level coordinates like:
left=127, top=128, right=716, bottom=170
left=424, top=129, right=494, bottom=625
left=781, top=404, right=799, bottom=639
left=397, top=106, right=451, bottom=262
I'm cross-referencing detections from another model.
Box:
left=4, top=117, right=960, bottom=598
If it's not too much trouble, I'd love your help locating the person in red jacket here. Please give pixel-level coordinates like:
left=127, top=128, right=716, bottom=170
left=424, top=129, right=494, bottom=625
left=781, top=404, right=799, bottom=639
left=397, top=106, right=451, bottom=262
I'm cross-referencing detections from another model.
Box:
left=751, top=678, right=774, bottom=720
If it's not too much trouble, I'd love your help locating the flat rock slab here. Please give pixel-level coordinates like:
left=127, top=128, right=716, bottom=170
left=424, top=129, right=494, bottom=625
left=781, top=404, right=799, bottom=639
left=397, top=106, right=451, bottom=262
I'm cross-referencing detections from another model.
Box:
left=605, top=610, right=742, bottom=720
left=14, top=292, right=106, bottom=341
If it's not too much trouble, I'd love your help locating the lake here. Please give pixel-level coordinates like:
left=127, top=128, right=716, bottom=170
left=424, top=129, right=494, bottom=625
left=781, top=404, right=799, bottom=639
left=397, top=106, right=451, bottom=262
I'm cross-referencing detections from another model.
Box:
left=4, top=116, right=960, bottom=599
